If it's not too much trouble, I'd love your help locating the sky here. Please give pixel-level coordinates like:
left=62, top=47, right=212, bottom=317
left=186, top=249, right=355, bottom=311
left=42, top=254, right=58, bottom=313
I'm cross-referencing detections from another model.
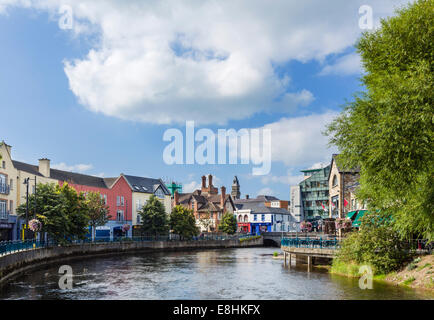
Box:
left=0, top=0, right=412, bottom=200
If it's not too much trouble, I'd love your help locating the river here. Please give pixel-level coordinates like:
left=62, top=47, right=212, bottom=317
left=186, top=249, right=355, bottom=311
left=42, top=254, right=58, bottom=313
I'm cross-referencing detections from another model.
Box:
left=0, top=247, right=432, bottom=300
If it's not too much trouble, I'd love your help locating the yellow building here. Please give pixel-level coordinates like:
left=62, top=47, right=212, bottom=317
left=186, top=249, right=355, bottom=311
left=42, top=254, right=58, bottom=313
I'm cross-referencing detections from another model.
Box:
left=0, top=141, right=58, bottom=240
left=121, top=175, right=172, bottom=235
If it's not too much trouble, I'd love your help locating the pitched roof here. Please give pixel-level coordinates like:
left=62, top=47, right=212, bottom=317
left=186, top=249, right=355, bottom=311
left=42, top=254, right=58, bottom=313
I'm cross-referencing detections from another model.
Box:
left=12, top=160, right=109, bottom=188
left=123, top=175, right=171, bottom=195
left=50, top=168, right=108, bottom=188
left=12, top=161, right=44, bottom=177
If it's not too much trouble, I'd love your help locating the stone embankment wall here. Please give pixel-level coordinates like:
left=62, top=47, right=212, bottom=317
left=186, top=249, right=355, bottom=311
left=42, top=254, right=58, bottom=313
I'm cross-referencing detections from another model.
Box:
left=0, top=237, right=263, bottom=284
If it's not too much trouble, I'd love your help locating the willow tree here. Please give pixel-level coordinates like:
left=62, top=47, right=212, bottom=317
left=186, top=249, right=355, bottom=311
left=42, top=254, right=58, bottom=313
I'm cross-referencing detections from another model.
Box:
left=326, top=0, right=433, bottom=240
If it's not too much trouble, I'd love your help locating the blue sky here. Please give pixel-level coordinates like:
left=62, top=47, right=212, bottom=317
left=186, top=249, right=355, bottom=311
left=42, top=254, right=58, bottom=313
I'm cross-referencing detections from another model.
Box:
left=0, top=1, right=410, bottom=199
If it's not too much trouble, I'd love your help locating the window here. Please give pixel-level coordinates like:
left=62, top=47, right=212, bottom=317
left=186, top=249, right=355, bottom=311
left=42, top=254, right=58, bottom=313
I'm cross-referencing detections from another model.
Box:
left=0, top=200, right=7, bottom=218
left=191, top=201, right=195, bottom=210
left=9, top=179, right=13, bottom=190
left=332, top=175, right=338, bottom=187
left=238, top=215, right=242, bottom=222
left=121, top=196, right=125, bottom=206
left=155, top=188, right=165, bottom=199
left=261, top=214, right=265, bottom=221
left=244, top=215, right=248, bottom=222
left=103, top=195, right=107, bottom=205
left=254, top=214, right=257, bottom=221
left=136, top=199, right=141, bottom=211
left=2, top=161, right=5, bottom=169
left=137, top=215, right=141, bottom=224
left=117, top=196, right=120, bottom=206
left=117, top=210, right=124, bottom=221
left=9, top=200, right=13, bottom=214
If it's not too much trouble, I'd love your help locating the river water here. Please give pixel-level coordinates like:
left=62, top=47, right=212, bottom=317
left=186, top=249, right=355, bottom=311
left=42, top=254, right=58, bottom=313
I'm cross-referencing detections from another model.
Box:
left=0, top=247, right=432, bottom=300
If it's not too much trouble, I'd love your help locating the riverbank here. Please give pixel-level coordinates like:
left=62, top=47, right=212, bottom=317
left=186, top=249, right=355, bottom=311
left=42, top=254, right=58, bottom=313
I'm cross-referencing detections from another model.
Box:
left=329, top=254, right=434, bottom=292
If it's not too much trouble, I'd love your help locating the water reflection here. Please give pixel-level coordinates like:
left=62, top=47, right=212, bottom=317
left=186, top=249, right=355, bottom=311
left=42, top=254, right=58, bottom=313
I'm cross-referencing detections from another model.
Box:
left=0, top=248, right=432, bottom=300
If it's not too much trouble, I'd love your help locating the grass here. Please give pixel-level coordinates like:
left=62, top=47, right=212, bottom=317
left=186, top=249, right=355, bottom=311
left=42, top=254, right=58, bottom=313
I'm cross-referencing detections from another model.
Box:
left=330, top=260, right=366, bottom=277
left=402, top=276, right=416, bottom=286
left=416, top=263, right=431, bottom=271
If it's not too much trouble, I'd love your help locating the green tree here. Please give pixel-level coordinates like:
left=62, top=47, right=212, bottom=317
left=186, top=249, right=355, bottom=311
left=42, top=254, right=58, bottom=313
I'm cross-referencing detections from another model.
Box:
left=17, top=183, right=90, bottom=243
left=333, top=212, right=413, bottom=274
left=169, top=205, right=199, bottom=239
left=138, top=195, right=169, bottom=236
left=219, top=212, right=237, bottom=234
left=326, top=0, right=434, bottom=240
left=86, top=192, right=111, bottom=241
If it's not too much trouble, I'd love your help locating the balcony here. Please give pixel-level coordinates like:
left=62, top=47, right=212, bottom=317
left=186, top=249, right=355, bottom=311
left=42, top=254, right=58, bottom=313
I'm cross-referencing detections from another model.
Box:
left=0, top=210, right=10, bottom=220
left=0, top=183, right=10, bottom=195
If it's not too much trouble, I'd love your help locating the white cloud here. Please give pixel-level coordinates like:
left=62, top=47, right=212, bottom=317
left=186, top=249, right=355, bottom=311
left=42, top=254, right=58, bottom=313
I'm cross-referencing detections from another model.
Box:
left=261, top=170, right=305, bottom=186
left=52, top=162, right=93, bottom=173
left=183, top=181, right=200, bottom=193
left=319, top=53, right=362, bottom=76
left=256, top=187, right=274, bottom=197
left=0, top=0, right=410, bottom=124
left=250, top=111, right=338, bottom=167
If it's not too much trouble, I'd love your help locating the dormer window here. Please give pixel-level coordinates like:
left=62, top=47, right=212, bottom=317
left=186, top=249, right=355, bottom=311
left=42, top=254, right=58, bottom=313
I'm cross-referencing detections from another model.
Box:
left=155, top=188, right=165, bottom=199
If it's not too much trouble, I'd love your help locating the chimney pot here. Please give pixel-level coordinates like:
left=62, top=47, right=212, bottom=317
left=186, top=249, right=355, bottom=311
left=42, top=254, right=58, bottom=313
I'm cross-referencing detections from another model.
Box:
left=208, top=174, right=213, bottom=187
left=246, top=194, right=249, bottom=199
left=201, top=175, right=206, bottom=188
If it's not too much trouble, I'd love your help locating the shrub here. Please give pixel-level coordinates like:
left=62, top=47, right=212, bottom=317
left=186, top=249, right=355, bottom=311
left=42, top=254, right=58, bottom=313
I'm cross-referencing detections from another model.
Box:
left=333, top=213, right=413, bottom=274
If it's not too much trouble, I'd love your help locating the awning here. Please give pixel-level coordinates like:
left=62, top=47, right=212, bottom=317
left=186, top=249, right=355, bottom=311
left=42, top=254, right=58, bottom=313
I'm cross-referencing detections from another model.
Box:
left=352, top=210, right=368, bottom=228
left=346, top=211, right=358, bottom=220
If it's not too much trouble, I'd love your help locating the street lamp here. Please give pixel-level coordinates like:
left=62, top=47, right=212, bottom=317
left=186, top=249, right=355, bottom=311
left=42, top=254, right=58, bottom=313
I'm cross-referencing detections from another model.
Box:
left=23, top=177, right=29, bottom=240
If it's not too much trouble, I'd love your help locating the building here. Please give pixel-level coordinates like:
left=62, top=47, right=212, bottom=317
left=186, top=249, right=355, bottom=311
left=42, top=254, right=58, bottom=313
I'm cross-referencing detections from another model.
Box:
left=235, top=195, right=297, bottom=235
left=231, top=176, right=241, bottom=200
left=328, top=154, right=361, bottom=218
left=298, top=165, right=331, bottom=220
left=0, top=142, right=59, bottom=241
left=173, top=175, right=235, bottom=232
left=122, top=175, right=172, bottom=236
left=289, top=185, right=303, bottom=228
left=0, top=141, right=171, bottom=240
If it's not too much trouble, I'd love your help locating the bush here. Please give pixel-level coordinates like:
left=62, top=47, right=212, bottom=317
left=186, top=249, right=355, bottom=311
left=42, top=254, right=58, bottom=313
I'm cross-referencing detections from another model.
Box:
left=273, top=252, right=279, bottom=257
left=333, top=213, right=413, bottom=274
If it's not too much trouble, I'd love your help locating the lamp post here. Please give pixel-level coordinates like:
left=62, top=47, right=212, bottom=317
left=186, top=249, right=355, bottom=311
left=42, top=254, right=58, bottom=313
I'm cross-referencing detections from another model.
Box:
left=23, top=177, right=30, bottom=240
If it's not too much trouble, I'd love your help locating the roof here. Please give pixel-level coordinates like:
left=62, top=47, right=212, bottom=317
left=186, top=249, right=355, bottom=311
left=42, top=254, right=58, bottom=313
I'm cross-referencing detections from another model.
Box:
left=12, top=160, right=109, bottom=188
left=177, top=190, right=235, bottom=212
left=50, top=169, right=107, bottom=188
left=328, top=154, right=361, bottom=182
left=123, top=175, right=171, bottom=195
left=12, top=161, right=44, bottom=177
left=234, top=195, right=279, bottom=204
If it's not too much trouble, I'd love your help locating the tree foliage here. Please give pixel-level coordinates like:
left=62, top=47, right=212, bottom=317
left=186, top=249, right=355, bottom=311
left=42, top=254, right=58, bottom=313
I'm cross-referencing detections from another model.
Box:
left=219, top=212, right=237, bottom=234
left=170, top=205, right=199, bottom=239
left=138, top=195, right=169, bottom=235
left=334, top=212, right=413, bottom=274
left=86, top=191, right=111, bottom=240
left=17, top=183, right=90, bottom=243
left=325, top=0, right=434, bottom=240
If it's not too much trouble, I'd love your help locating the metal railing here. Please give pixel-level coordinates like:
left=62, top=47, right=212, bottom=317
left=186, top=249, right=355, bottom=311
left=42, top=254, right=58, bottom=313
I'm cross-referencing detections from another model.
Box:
left=0, top=183, right=10, bottom=195
left=0, top=233, right=252, bottom=256
left=281, top=236, right=340, bottom=250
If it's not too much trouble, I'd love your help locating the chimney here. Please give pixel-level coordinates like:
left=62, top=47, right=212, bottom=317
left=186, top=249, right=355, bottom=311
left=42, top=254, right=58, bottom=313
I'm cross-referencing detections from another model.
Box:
left=201, top=175, right=206, bottom=188
left=208, top=174, right=213, bottom=187
left=246, top=194, right=249, bottom=199
left=38, top=158, right=50, bottom=177
left=220, top=186, right=226, bottom=212
left=174, top=190, right=179, bottom=205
